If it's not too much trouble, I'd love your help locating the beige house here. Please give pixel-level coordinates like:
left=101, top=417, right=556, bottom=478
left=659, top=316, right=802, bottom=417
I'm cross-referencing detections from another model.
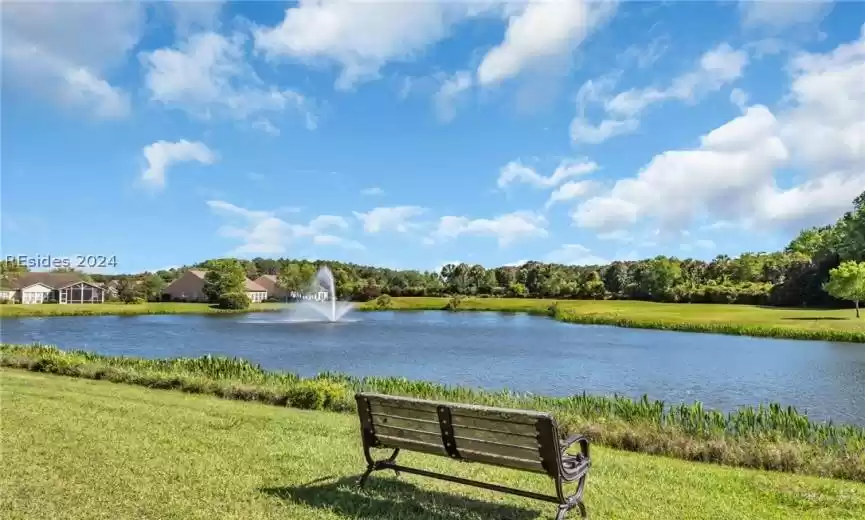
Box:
left=162, top=269, right=267, bottom=303
left=0, top=272, right=105, bottom=304
left=252, top=274, right=287, bottom=299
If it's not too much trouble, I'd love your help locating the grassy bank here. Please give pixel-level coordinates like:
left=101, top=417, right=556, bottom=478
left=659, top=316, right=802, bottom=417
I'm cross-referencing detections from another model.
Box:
left=3, top=344, right=863, bottom=483
left=3, top=370, right=864, bottom=520
left=0, top=301, right=286, bottom=317
left=4, top=297, right=863, bottom=343
left=359, top=297, right=865, bottom=343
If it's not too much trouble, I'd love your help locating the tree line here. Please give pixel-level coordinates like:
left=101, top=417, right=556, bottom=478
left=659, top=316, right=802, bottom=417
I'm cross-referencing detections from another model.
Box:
left=1, top=192, right=863, bottom=311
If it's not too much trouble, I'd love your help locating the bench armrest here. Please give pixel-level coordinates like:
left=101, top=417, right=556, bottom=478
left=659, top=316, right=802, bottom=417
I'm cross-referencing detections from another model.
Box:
left=560, top=434, right=590, bottom=459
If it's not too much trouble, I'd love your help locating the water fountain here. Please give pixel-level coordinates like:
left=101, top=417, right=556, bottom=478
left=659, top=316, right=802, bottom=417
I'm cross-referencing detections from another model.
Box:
left=282, top=265, right=356, bottom=322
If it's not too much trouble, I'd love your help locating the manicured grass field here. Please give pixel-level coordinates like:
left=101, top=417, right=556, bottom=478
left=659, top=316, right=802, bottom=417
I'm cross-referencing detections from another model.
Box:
left=359, top=297, right=865, bottom=342
left=0, top=301, right=286, bottom=317
left=3, top=370, right=864, bottom=520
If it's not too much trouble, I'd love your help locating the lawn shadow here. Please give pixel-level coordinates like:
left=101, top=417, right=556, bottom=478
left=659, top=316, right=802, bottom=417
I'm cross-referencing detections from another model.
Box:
left=261, top=474, right=543, bottom=520
left=782, top=317, right=848, bottom=321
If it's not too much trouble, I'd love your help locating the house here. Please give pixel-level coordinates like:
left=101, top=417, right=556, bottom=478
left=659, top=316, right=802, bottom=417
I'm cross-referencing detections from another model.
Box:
left=162, top=269, right=268, bottom=303
left=252, top=274, right=287, bottom=299
left=0, top=272, right=106, bottom=304
left=251, top=275, right=331, bottom=301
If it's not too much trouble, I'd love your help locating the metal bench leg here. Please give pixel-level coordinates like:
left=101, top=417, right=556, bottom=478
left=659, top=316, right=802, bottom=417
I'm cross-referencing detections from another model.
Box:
left=358, top=447, right=401, bottom=488
left=554, top=499, right=586, bottom=520
left=554, top=473, right=588, bottom=519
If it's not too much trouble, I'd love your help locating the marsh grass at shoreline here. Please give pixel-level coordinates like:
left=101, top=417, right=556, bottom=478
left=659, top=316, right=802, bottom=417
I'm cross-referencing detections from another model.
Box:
left=2, top=297, right=864, bottom=342
left=2, top=344, right=863, bottom=482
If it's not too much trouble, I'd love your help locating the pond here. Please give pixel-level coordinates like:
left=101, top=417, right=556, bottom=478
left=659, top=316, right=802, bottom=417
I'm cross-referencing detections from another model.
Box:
left=2, top=310, right=864, bottom=425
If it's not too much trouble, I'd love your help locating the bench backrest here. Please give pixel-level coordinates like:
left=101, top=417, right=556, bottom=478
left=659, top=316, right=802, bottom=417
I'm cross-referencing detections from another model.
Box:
left=355, top=392, right=563, bottom=479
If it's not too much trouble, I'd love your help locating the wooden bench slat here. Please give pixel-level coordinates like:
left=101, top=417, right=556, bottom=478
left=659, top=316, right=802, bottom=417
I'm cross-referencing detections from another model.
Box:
left=363, top=393, right=545, bottom=425
left=452, top=425, right=536, bottom=445
left=374, top=425, right=442, bottom=445
left=370, top=417, right=541, bottom=459
left=371, top=403, right=438, bottom=422
left=375, top=435, right=448, bottom=457
left=458, top=449, right=547, bottom=474
left=371, top=414, right=442, bottom=435
left=452, top=436, right=542, bottom=460
left=450, top=415, right=540, bottom=437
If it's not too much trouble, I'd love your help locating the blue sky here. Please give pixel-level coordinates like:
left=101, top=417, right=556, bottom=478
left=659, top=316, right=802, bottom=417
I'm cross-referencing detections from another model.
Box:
left=2, top=1, right=863, bottom=274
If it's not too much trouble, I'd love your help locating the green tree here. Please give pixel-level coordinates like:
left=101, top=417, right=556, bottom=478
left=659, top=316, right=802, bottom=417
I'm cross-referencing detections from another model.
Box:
left=824, top=261, right=865, bottom=318
left=116, top=279, right=141, bottom=303
left=786, top=226, right=834, bottom=260
left=641, top=256, right=682, bottom=300
left=278, top=263, right=315, bottom=296
left=203, top=259, right=247, bottom=302
left=0, top=259, right=28, bottom=288
left=834, top=192, right=865, bottom=262
left=139, top=273, right=166, bottom=301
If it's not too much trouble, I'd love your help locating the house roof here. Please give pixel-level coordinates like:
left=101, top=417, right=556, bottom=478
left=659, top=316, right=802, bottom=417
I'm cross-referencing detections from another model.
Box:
left=244, top=279, right=267, bottom=292
left=169, top=269, right=266, bottom=292
left=19, top=282, right=55, bottom=291
left=3, top=272, right=90, bottom=290
left=256, top=274, right=278, bottom=283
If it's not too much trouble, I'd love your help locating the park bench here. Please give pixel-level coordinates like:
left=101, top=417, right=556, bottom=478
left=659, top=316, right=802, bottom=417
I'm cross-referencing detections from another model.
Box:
left=354, top=392, right=592, bottom=519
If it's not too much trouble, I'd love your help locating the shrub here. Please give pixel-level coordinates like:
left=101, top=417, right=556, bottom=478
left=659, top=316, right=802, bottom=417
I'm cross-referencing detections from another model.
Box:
left=374, top=294, right=392, bottom=309
left=217, top=292, right=250, bottom=310
left=446, top=295, right=463, bottom=310
left=286, top=380, right=349, bottom=410
left=127, top=297, right=146, bottom=305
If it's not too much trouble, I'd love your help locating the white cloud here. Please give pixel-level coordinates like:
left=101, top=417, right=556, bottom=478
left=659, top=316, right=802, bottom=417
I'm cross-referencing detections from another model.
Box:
left=313, top=234, right=365, bottom=250
left=2, top=2, right=143, bottom=118
left=140, top=140, right=217, bottom=189
left=141, top=32, right=316, bottom=132
left=361, top=187, right=385, bottom=196
left=254, top=0, right=501, bottom=90
left=497, top=158, right=598, bottom=189
left=476, top=0, right=616, bottom=86
left=617, top=35, right=670, bottom=69
left=545, top=244, right=608, bottom=266
left=545, top=180, right=598, bottom=209
left=207, top=201, right=356, bottom=255
left=730, top=87, right=749, bottom=111
left=353, top=206, right=427, bottom=233
left=571, top=42, right=748, bottom=144
left=251, top=119, right=281, bottom=136
left=167, top=1, right=225, bottom=36
left=597, top=230, right=632, bottom=242
left=431, top=211, right=548, bottom=247
left=433, top=70, right=473, bottom=122
left=739, top=0, right=833, bottom=31
left=571, top=23, right=865, bottom=234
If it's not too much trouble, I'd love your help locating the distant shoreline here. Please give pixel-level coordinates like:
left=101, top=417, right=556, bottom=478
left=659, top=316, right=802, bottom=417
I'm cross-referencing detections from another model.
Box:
left=1, top=297, right=863, bottom=343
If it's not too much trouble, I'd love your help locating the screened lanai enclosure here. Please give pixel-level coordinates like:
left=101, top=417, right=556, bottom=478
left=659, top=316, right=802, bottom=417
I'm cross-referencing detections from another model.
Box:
left=58, top=282, right=104, bottom=304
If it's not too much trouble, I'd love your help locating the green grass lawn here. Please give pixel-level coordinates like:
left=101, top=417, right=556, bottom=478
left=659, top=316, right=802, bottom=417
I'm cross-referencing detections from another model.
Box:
left=0, top=301, right=286, bottom=317
left=359, top=297, right=865, bottom=342
left=3, top=370, right=864, bottom=520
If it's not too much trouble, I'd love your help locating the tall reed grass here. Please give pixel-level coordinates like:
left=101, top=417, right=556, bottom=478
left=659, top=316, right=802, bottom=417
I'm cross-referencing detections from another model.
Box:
left=2, top=343, right=863, bottom=482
